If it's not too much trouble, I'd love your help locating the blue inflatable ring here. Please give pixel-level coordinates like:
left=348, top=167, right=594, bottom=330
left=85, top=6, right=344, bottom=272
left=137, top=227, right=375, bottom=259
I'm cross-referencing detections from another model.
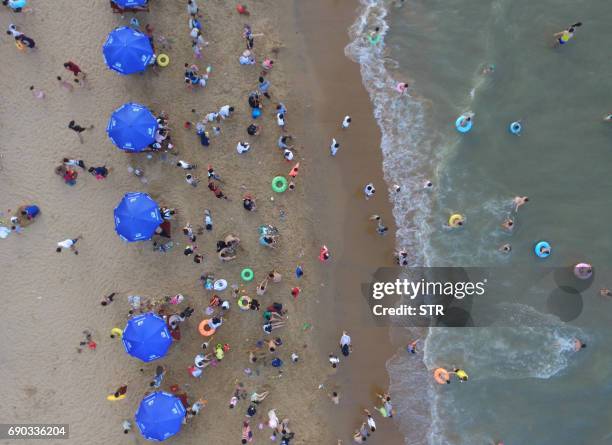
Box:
left=252, top=108, right=262, bottom=119
left=509, top=121, right=522, bottom=135
left=534, top=241, right=551, bottom=258
left=455, top=116, right=473, bottom=133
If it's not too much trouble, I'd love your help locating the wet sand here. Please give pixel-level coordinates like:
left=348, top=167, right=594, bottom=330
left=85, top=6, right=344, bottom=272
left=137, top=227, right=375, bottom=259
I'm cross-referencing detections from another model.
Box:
left=294, top=0, right=405, bottom=443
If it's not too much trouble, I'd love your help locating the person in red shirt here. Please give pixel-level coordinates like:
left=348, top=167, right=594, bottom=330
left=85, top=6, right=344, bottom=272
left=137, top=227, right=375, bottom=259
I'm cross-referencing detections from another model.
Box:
left=63, top=61, right=86, bottom=78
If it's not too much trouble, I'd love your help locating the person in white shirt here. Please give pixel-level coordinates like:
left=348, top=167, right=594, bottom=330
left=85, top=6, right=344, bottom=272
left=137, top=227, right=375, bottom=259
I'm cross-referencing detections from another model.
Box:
left=276, top=112, right=285, bottom=128
left=177, top=160, right=196, bottom=170
left=330, top=138, right=340, bottom=156
left=236, top=142, right=250, bottom=154
left=187, top=0, right=198, bottom=16
left=364, top=183, right=376, bottom=199
left=205, top=112, right=219, bottom=122
left=328, top=354, right=340, bottom=368
left=283, top=149, right=294, bottom=161
left=185, top=174, right=199, bottom=187
left=340, top=331, right=351, bottom=348
left=363, top=409, right=376, bottom=432
left=219, top=105, right=234, bottom=119
left=342, top=116, right=351, bottom=129
left=56, top=236, right=82, bottom=254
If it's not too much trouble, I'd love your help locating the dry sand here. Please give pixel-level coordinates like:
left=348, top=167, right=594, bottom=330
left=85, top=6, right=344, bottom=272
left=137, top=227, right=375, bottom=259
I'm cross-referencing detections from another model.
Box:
left=0, top=0, right=401, bottom=444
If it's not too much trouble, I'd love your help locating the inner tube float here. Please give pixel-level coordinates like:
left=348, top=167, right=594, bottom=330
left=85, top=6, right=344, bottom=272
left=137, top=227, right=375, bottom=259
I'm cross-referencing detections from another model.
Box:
left=367, top=34, right=381, bottom=45
left=455, top=116, right=472, bottom=133
left=198, top=319, right=216, bottom=337
left=433, top=368, right=451, bottom=384
left=271, top=176, right=288, bottom=193
left=448, top=214, right=465, bottom=228
left=509, top=121, right=522, bottom=135
left=238, top=295, right=251, bottom=310
left=534, top=241, right=551, bottom=258
left=241, top=268, right=254, bottom=282
left=252, top=108, right=262, bottom=119
left=213, top=279, right=228, bottom=291
left=110, top=327, right=123, bottom=338
left=157, top=53, right=170, bottom=67
left=573, top=263, right=593, bottom=280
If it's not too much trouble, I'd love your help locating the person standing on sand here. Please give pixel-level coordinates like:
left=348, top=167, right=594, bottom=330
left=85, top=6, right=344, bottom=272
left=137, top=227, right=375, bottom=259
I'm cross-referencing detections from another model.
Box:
left=258, top=76, right=271, bottom=99
left=342, top=116, right=352, bottom=129
left=364, top=183, right=376, bottom=199
left=364, top=409, right=377, bottom=432
left=330, top=138, right=340, bottom=156
left=121, top=420, right=131, bottom=434
left=64, top=61, right=86, bottom=79
left=328, top=391, right=340, bottom=405
left=56, top=236, right=82, bottom=254
left=339, top=331, right=352, bottom=356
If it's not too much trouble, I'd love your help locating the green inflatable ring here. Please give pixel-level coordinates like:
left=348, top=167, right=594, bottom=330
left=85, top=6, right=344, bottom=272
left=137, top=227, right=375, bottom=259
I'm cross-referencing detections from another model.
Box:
left=271, top=176, right=288, bottom=193
left=241, top=268, right=254, bottom=282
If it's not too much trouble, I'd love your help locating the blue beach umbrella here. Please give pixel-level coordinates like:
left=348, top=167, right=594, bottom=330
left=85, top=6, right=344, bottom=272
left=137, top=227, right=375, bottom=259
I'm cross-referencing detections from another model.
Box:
left=122, top=313, right=172, bottom=362
left=112, top=0, right=148, bottom=7
left=107, top=102, right=158, bottom=152
left=102, top=26, right=154, bottom=75
left=114, top=192, right=162, bottom=242
left=135, top=391, right=186, bottom=441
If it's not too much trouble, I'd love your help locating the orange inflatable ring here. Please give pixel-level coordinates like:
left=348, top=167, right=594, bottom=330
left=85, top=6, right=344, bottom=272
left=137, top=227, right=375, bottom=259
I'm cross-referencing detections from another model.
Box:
left=434, top=368, right=451, bottom=385
left=198, top=319, right=216, bottom=337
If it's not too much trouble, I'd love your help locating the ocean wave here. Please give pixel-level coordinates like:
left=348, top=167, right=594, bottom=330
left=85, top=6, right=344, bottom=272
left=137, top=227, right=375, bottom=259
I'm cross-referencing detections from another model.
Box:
left=345, top=0, right=440, bottom=267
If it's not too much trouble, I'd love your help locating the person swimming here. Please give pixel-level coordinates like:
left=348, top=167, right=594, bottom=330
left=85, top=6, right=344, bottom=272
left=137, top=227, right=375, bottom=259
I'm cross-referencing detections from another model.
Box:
left=553, top=22, right=582, bottom=47
left=453, top=368, right=469, bottom=381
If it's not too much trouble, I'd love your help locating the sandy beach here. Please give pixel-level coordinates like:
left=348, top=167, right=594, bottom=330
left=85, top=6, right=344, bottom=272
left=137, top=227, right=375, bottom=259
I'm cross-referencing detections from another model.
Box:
left=0, top=0, right=403, bottom=444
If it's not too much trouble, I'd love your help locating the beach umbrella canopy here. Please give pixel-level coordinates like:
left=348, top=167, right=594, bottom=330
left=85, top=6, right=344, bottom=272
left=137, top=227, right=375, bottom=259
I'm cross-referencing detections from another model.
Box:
left=114, top=192, right=162, bottom=242
left=112, top=0, right=148, bottom=7
left=102, top=26, right=154, bottom=75
left=135, top=391, right=186, bottom=441
left=122, top=313, right=172, bottom=362
left=107, top=102, right=158, bottom=152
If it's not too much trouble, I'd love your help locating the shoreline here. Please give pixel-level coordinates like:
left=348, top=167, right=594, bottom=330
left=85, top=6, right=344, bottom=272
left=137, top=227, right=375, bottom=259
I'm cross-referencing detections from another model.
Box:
left=294, top=0, right=405, bottom=443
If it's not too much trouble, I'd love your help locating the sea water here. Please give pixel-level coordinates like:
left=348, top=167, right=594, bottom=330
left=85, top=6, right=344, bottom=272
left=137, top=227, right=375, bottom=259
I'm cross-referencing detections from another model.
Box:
left=346, top=0, right=612, bottom=443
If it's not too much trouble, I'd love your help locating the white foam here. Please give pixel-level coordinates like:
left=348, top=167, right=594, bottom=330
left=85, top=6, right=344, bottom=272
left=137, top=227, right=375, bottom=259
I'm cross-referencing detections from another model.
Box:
left=345, top=0, right=441, bottom=267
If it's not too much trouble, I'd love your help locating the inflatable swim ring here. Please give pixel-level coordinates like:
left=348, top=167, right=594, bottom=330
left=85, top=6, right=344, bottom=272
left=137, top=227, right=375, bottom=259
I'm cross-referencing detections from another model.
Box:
left=271, top=176, right=288, bottom=193
left=509, top=121, right=522, bottom=135
left=573, top=263, right=593, bottom=280
left=252, top=108, right=262, bottom=119
left=110, top=327, right=123, bottom=338
left=198, top=319, right=216, bottom=337
left=368, top=34, right=381, bottom=45
left=238, top=295, right=251, bottom=310
left=213, top=279, right=228, bottom=291
left=241, top=268, right=254, bottom=282
left=534, top=241, right=551, bottom=258
left=448, top=214, right=465, bottom=228
left=107, top=394, right=126, bottom=401
left=455, top=116, right=472, bottom=133
left=157, top=54, right=170, bottom=67
left=433, top=368, right=451, bottom=385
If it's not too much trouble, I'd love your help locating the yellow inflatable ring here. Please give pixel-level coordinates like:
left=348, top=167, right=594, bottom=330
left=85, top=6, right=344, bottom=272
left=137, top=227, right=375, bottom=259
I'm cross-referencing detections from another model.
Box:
left=110, top=327, right=123, bottom=338
left=238, top=295, right=251, bottom=310
left=15, top=41, right=26, bottom=51
left=448, top=214, right=465, bottom=228
left=198, top=319, right=216, bottom=337
left=157, top=53, right=170, bottom=67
